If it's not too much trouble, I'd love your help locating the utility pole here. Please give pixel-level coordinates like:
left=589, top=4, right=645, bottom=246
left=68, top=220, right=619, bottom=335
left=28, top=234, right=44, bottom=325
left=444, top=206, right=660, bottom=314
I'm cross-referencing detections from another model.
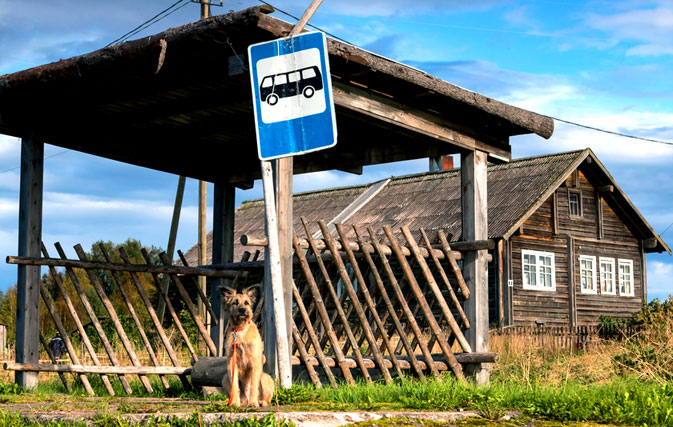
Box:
left=197, top=0, right=211, bottom=346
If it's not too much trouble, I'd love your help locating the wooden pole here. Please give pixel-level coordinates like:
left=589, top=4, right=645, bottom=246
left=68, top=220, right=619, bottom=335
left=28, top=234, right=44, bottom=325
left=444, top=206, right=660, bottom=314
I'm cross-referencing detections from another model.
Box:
left=15, top=137, right=43, bottom=390
left=198, top=180, right=208, bottom=342
left=118, top=248, right=192, bottom=390
left=54, top=242, right=134, bottom=394
left=73, top=245, right=154, bottom=393
left=41, top=244, right=115, bottom=395
left=5, top=362, right=190, bottom=376
left=157, top=176, right=185, bottom=324
left=261, top=160, right=292, bottom=388
left=461, top=149, right=489, bottom=385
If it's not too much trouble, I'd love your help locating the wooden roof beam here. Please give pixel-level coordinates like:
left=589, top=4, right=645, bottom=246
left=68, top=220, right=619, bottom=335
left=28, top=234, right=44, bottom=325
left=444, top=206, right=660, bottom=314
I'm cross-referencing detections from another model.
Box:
left=332, top=81, right=512, bottom=161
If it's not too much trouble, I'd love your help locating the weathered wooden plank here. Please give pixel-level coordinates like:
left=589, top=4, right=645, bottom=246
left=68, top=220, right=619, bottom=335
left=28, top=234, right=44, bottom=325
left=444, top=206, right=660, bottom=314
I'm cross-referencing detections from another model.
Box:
left=7, top=255, right=240, bottom=278
left=461, top=149, right=489, bottom=385
left=15, top=137, right=43, bottom=390
left=5, top=362, right=190, bottom=375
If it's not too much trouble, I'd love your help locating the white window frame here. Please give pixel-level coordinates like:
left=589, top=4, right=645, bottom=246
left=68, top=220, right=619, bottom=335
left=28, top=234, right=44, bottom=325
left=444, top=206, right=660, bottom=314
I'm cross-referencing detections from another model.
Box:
left=579, top=255, right=597, bottom=294
left=599, top=257, right=616, bottom=295
left=521, top=249, right=556, bottom=292
left=619, top=259, right=634, bottom=297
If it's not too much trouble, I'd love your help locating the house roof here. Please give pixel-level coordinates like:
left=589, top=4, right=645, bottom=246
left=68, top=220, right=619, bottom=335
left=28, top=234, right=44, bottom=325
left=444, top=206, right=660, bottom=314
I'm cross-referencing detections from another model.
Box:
left=181, top=148, right=669, bottom=265
left=0, top=6, right=553, bottom=186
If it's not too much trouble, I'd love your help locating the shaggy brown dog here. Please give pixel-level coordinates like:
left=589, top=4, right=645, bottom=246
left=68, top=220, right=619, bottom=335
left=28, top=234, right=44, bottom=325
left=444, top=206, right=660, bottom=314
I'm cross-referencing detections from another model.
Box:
left=221, top=285, right=274, bottom=407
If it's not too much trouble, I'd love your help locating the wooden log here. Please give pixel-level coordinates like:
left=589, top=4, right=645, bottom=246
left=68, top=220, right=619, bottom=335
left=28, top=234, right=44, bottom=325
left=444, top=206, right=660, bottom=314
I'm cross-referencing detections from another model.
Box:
left=291, top=322, right=321, bottom=388
left=335, top=223, right=398, bottom=382
left=41, top=244, right=115, bottom=395
left=437, top=230, right=470, bottom=299
left=5, top=362, right=190, bottom=376
left=300, top=218, right=365, bottom=383
left=118, top=248, right=192, bottom=390
left=320, top=221, right=392, bottom=384
left=402, top=226, right=471, bottom=353
left=38, top=289, right=92, bottom=395
left=140, top=248, right=198, bottom=362
left=158, top=252, right=218, bottom=356
left=54, top=242, right=134, bottom=395
left=15, top=137, right=43, bottom=390
left=240, top=234, right=484, bottom=260
left=293, top=229, right=352, bottom=384
left=291, top=279, right=337, bottom=387
left=176, top=251, right=218, bottom=323
left=40, top=335, right=72, bottom=393
left=419, top=228, right=469, bottom=327
left=73, top=245, right=154, bottom=394
left=366, top=226, right=438, bottom=378
left=383, top=225, right=465, bottom=381
left=353, top=225, right=421, bottom=380
left=98, top=245, right=170, bottom=390
left=287, top=352, right=498, bottom=370
left=6, top=255, right=241, bottom=278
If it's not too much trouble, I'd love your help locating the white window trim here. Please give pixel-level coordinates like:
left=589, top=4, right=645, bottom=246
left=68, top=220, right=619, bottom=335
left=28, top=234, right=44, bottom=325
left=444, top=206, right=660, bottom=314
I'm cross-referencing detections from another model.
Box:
left=599, top=257, right=616, bottom=295
left=619, top=259, right=635, bottom=297
left=521, top=249, right=556, bottom=292
left=579, top=255, right=597, bottom=294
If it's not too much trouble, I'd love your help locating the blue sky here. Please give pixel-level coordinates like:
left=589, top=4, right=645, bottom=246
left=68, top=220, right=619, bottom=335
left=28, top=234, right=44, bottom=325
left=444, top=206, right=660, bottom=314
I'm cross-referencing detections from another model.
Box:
left=0, top=0, right=671, bottom=299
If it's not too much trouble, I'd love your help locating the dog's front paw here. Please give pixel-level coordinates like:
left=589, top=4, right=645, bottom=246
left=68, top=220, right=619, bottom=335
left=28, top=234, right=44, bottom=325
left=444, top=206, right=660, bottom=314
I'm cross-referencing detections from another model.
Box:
left=247, top=400, right=260, bottom=408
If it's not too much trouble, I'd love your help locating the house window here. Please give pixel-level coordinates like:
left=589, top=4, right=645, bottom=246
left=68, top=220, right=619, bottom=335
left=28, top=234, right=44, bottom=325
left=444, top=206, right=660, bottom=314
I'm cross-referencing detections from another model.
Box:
left=579, top=255, right=597, bottom=294
left=521, top=249, right=556, bottom=291
left=619, top=259, right=634, bottom=296
left=569, top=190, right=582, bottom=217
left=599, top=257, right=616, bottom=295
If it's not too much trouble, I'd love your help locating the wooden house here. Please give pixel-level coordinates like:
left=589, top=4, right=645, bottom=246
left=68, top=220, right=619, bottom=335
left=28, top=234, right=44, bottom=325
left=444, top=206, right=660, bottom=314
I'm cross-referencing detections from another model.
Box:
left=184, top=148, right=670, bottom=327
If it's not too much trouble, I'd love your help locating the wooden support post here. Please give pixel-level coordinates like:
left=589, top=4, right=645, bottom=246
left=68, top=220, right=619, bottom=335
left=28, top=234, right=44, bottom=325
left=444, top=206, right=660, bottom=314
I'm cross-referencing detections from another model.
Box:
left=15, top=137, right=43, bottom=390
left=157, top=175, right=185, bottom=324
left=261, top=160, right=292, bottom=388
left=461, top=149, right=489, bottom=384
left=274, top=159, right=293, bottom=368
left=198, top=180, right=208, bottom=344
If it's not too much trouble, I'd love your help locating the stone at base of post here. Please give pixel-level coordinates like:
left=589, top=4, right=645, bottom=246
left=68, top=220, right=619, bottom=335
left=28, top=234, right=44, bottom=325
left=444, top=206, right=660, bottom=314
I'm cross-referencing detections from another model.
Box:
left=464, top=363, right=490, bottom=385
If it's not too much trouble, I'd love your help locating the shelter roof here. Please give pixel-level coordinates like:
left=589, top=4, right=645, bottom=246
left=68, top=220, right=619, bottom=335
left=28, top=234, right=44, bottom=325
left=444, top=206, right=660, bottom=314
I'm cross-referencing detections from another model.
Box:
left=181, top=148, right=669, bottom=264
left=0, top=6, right=553, bottom=187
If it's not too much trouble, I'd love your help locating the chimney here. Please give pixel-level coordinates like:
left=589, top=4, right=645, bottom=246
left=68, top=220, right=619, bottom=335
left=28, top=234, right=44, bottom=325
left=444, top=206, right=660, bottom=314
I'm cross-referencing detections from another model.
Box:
left=429, top=155, right=454, bottom=172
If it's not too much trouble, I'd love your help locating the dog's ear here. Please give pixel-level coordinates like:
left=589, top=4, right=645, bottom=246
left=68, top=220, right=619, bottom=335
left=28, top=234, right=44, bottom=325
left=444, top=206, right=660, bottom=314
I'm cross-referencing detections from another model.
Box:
left=221, top=286, right=237, bottom=303
left=241, top=284, right=260, bottom=303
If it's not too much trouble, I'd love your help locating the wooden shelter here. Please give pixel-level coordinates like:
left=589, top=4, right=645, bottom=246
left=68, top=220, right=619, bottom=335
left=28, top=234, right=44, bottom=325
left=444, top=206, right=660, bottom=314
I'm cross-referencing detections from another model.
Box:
left=186, top=149, right=668, bottom=329
left=0, top=5, right=554, bottom=388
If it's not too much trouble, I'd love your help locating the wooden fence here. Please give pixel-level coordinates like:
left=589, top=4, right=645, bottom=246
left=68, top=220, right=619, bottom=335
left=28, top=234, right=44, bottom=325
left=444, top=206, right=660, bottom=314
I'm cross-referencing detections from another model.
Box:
left=495, top=324, right=639, bottom=350
left=5, top=220, right=494, bottom=394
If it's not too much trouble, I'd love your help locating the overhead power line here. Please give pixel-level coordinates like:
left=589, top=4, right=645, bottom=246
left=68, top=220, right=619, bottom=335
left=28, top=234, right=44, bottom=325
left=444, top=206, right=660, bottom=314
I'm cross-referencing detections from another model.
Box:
left=105, top=0, right=190, bottom=47
left=550, top=116, right=673, bottom=147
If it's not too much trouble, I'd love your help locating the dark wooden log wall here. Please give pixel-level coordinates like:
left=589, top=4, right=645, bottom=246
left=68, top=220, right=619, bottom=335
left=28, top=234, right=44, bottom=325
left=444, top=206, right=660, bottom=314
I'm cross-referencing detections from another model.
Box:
left=507, top=168, right=644, bottom=327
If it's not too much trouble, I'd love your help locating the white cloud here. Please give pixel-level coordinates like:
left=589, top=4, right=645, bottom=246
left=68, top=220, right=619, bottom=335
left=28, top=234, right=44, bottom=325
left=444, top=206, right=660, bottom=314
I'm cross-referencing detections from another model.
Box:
left=647, top=260, right=673, bottom=299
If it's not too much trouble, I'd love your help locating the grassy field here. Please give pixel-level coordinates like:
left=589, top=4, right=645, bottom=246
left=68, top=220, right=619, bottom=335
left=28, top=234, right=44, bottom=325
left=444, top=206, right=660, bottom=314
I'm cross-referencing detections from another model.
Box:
left=1, top=298, right=672, bottom=426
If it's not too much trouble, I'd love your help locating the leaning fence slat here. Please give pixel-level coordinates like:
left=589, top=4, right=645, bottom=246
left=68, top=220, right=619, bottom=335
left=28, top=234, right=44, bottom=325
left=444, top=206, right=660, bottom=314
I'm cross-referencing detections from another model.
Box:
left=402, top=226, right=471, bottom=353
left=118, top=247, right=192, bottom=390
left=158, top=252, right=218, bottom=356
left=40, top=334, right=72, bottom=393
left=177, top=250, right=218, bottom=322
left=319, top=220, right=391, bottom=384
left=291, top=278, right=337, bottom=387
left=54, top=242, right=134, bottom=395
left=366, top=226, right=437, bottom=378
left=291, top=322, right=321, bottom=388
left=41, top=243, right=115, bottom=396
left=99, top=245, right=169, bottom=390
left=353, top=225, right=415, bottom=380
left=383, top=226, right=465, bottom=381
left=38, top=287, right=93, bottom=395
left=335, top=223, right=398, bottom=382
left=419, top=228, right=470, bottom=327
left=74, top=244, right=154, bottom=394
left=140, top=248, right=198, bottom=362
left=301, top=218, right=363, bottom=383
left=437, top=230, right=470, bottom=299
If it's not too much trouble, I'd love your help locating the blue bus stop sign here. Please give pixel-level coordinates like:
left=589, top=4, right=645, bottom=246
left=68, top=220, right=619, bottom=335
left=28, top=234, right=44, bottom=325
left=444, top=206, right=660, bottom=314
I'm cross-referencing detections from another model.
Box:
left=248, top=31, right=337, bottom=161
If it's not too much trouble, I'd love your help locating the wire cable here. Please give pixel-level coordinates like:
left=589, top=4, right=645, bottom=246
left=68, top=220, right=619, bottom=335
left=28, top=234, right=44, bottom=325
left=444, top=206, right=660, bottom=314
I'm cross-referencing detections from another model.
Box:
left=550, top=116, right=673, bottom=147
left=105, top=0, right=188, bottom=47
left=0, top=150, right=70, bottom=174
left=256, top=0, right=350, bottom=44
